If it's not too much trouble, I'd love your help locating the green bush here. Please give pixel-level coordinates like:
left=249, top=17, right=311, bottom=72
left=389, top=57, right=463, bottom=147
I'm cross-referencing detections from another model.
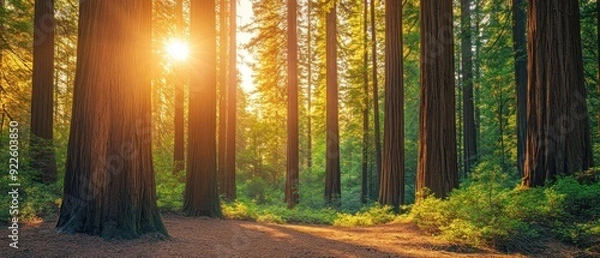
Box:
left=334, top=204, right=397, bottom=227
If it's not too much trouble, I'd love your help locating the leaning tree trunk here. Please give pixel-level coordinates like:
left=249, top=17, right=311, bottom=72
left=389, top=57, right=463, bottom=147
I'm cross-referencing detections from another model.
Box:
left=378, top=0, right=404, bottom=210
left=184, top=0, right=222, bottom=217
left=285, top=0, right=300, bottom=208
left=31, top=0, right=57, bottom=183
left=57, top=1, right=168, bottom=239
left=512, top=0, right=527, bottom=177
left=523, top=0, right=593, bottom=187
left=325, top=1, right=341, bottom=207
left=417, top=0, right=459, bottom=199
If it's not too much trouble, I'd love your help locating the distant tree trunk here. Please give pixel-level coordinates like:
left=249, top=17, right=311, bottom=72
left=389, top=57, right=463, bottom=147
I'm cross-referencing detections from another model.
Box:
left=173, top=0, right=185, bottom=174
left=325, top=1, right=341, bottom=206
left=218, top=0, right=227, bottom=194
left=31, top=0, right=57, bottom=183
left=512, top=0, right=527, bottom=177
left=224, top=0, right=237, bottom=201
left=286, top=0, right=300, bottom=208
left=597, top=0, right=599, bottom=139
left=57, top=1, right=168, bottom=239
left=379, top=0, right=404, bottom=210
left=184, top=0, right=222, bottom=217
left=306, top=0, right=313, bottom=171
left=523, top=0, right=593, bottom=187
left=417, top=0, right=459, bottom=199
left=370, top=0, right=381, bottom=200
left=361, top=0, right=369, bottom=205
left=461, top=0, right=477, bottom=174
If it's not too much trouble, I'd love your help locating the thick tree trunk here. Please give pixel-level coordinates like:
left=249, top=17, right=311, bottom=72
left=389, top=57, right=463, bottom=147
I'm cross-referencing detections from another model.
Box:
left=361, top=0, right=369, bottom=205
left=57, top=1, right=168, bottom=239
left=184, top=0, right=222, bottom=217
left=523, top=0, right=593, bottom=187
left=31, top=0, right=57, bottom=183
left=285, top=0, right=300, bottom=208
left=173, top=0, right=185, bottom=174
left=379, top=0, right=404, bottom=210
left=461, top=0, right=477, bottom=174
left=370, top=0, right=381, bottom=201
left=417, top=0, right=459, bottom=199
left=512, top=0, right=527, bottom=177
left=224, top=0, right=237, bottom=201
left=325, top=2, right=341, bottom=207
left=307, top=0, right=313, bottom=171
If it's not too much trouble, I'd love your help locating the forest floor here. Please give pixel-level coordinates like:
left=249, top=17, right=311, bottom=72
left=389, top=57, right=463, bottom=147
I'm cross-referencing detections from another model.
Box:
left=2, top=213, right=588, bottom=258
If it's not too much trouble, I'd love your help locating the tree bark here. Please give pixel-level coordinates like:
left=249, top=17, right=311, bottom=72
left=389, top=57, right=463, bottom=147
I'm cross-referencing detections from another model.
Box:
left=31, top=0, right=57, bottom=183
left=512, top=0, right=527, bottom=177
left=417, top=0, right=459, bottom=199
left=307, top=0, right=313, bottom=171
left=173, top=0, right=185, bottom=174
left=325, top=1, right=341, bottom=207
left=361, top=0, right=369, bottom=205
left=461, top=0, right=477, bottom=174
left=370, top=0, right=381, bottom=201
left=184, top=0, right=222, bottom=217
left=378, top=0, right=404, bottom=210
left=57, top=0, right=168, bottom=239
left=218, top=0, right=228, bottom=194
left=224, top=0, right=237, bottom=201
left=286, top=0, right=300, bottom=208
left=523, top=0, right=593, bottom=187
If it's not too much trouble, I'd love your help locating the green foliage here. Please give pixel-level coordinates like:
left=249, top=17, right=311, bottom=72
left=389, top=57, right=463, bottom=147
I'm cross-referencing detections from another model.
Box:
left=333, top=204, right=397, bottom=227
left=221, top=199, right=336, bottom=224
left=409, top=167, right=600, bottom=250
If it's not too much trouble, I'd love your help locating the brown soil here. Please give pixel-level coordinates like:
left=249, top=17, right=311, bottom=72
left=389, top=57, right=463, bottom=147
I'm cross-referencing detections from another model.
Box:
left=0, top=213, right=587, bottom=258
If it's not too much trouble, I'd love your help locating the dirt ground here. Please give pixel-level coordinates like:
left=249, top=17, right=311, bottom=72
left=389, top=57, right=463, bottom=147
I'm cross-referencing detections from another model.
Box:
left=0, top=213, right=588, bottom=258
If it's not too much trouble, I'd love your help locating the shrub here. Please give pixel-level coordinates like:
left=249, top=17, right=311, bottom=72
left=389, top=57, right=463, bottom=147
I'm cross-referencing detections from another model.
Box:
left=334, top=204, right=397, bottom=227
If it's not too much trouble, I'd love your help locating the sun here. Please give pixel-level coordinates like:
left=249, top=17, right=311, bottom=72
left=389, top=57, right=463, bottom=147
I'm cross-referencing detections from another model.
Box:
left=165, top=39, right=189, bottom=61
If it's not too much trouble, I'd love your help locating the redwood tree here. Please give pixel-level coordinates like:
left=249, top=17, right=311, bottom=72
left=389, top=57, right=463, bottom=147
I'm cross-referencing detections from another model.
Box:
left=57, top=1, right=168, bottom=239
left=285, top=0, right=299, bottom=208
left=184, top=0, right=222, bottom=217
left=370, top=0, right=381, bottom=200
left=523, top=0, right=593, bottom=187
left=173, top=0, right=185, bottom=174
left=512, top=0, right=527, bottom=176
left=224, top=0, right=237, bottom=201
left=416, top=0, right=459, bottom=199
left=379, top=0, right=404, bottom=209
left=324, top=1, right=341, bottom=206
left=461, top=0, right=477, bottom=174
left=31, top=0, right=57, bottom=183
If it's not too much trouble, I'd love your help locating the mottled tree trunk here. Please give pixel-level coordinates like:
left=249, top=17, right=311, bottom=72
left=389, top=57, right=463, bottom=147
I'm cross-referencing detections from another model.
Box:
left=325, top=2, right=341, bottom=207
left=57, top=1, right=168, bottom=239
left=379, top=0, right=404, bottom=210
left=173, top=0, right=185, bottom=174
left=417, top=0, right=459, bottom=199
left=184, top=0, right=222, bottom=217
left=523, top=0, right=593, bottom=187
left=512, top=0, right=527, bottom=177
left=461, top=0, right=477, bottom=174
left=31, top=0, right=57, bottom=183
left=285, top=0, right=299, bottom=208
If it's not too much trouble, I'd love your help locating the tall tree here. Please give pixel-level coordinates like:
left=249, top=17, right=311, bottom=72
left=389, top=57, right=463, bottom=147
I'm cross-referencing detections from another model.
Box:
left=306, top=0, right=313, bottom=170
left=218, top=0, right=227, bottom=190
left=184, top=0, right=222, bottom=217
left=597, top=0, right=599, bottom=138
left=379, top=0, right=404, bottom=209
left=512, top=0, right=527, bottom=176
left=223, top=0, right=237, bottom=201
left=370, top=0, right=382, bottom=200
left=57, top=1, right=168, bottom=239
left=324, top=0, right=341, bottom=206
left=173, top=0, right=185, bottom=174
left=417, top=0, right=459, bottom=199
left=523, top=0, right=593, bottom=187
left=31, top=0, right=57, bottom=183
left=286, top=0, right=299, bottom=208
left=361, top=0, right=369, bottom=204
left=461, top=0, right=477, bottom=174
